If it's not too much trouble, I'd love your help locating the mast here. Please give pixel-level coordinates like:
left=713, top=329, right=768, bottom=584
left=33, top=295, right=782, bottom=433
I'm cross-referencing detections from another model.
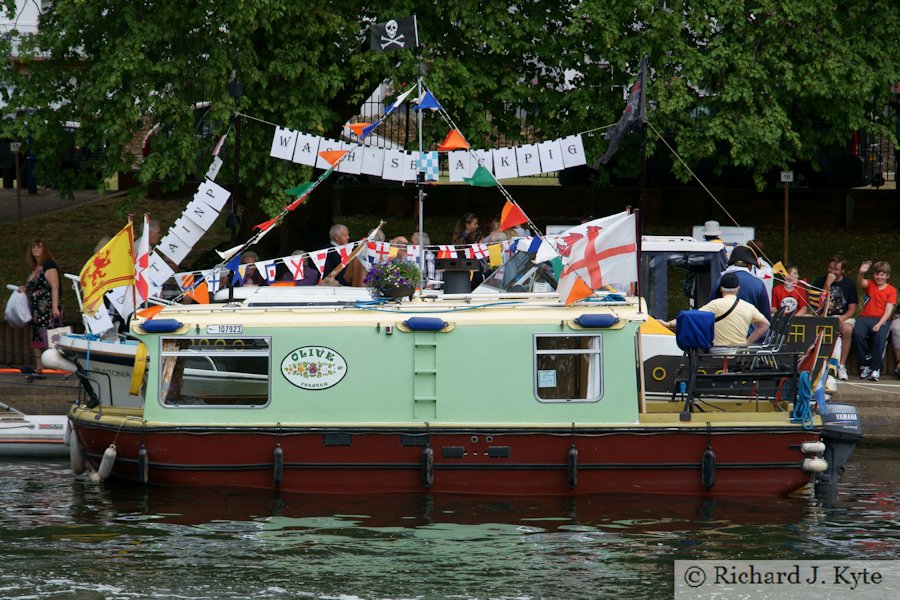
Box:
left=416, top=56, right=426, bottom=289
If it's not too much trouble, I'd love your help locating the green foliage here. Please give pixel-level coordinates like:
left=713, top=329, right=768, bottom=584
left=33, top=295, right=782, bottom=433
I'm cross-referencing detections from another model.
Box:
left=0, top=0, right=897, bottom=211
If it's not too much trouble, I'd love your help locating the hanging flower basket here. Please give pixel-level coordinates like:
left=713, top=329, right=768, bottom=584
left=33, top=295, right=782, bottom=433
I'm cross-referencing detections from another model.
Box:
left=364, top=257, right=421, bottom=301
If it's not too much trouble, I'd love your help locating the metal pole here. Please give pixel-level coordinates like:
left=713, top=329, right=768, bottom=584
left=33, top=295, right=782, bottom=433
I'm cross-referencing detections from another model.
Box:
left=416, top=70, right=425, bottom=289
left=15, top=149, right=22, bottom=252
left=783, top=181, right=789, bottom=263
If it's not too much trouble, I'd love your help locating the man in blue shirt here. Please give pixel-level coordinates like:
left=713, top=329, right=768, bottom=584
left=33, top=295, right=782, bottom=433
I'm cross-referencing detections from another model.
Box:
left=710, top=244, right=772, bottom=322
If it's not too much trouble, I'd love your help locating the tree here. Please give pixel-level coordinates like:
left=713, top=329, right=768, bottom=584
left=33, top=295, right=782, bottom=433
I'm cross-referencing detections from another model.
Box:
left=0, top=0, right=897, bottom=217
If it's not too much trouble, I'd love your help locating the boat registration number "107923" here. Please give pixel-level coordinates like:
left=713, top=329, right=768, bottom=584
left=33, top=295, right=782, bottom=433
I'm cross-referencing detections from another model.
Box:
left=206, top=325, right=244, bottom=335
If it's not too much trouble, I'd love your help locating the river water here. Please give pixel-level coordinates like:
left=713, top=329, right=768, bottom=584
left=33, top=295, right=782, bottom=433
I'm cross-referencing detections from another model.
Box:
left=1, top=447, right=897, bottom=599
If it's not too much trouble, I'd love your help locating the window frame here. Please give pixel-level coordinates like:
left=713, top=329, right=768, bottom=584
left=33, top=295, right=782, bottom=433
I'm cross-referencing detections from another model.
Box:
left=158, top=336, right=272, bottom=408
left=532, top=332, right=604, bottom=403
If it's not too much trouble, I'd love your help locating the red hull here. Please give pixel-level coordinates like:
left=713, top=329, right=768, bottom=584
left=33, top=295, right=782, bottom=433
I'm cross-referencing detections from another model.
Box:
left=71, top=422, right=819, bottom=497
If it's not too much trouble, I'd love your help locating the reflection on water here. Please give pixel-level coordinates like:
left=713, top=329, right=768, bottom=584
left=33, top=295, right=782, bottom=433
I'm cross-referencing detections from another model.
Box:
left=1, top=448, right=897, bottom=599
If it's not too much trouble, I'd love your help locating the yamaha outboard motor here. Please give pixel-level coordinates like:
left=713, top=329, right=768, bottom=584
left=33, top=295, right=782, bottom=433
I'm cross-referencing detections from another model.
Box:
left=814, top=402, right=863, bottom=497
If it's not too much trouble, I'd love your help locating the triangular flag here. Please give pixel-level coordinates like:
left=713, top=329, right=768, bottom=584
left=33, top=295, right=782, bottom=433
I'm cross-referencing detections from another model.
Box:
left=414, top=89, right=442, bottom=111
left=286, top=194, right=310, bottom=212
left=438, top=128, right=470, bottom=151
left=361, top=121, right=381, bottom=139
left=185, top=280, right=209, bottom=304
left=464, top=165, right=496, bottom=187
left=137, top=305, right=165, bottom=319
left=772, top=261, right=788, bottom=278
left=254, top=215, right=281, bottom=232
left=225, top=254, right=241, bottom=273
left=558, top=266, right=595, bottom=305
left=347, top=122, right=372, bottom=137
left=499, top=200, right=528, bottom=230
left=284, top=182, right=314, bottom=196
left=318, top=149, right=348, bottom=167
left=384, top=87, right=416, bottom=116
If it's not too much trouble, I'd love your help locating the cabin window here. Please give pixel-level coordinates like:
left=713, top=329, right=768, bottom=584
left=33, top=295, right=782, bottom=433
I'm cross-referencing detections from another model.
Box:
left=533, top=334, right=602, bottom=402
left=159, top=337, right=270, bottom=407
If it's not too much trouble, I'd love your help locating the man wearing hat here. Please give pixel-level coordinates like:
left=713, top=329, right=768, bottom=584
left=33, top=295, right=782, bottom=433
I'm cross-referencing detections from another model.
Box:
left=710, top=244, right=772, bottom=322
left=702, top=273, right=770, bottom=346
left=701, top=220, right=723, bottom=242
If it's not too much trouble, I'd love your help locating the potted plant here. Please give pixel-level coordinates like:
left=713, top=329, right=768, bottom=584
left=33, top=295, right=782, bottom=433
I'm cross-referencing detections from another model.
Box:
left=364, top=257, right=421, bottom=300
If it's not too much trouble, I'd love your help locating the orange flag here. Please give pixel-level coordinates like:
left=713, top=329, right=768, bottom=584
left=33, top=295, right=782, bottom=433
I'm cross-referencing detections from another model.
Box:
left=347, top=123, right=372, bottom=137
left=500, top=200, right=528, bottom=230
left=254, top=215, right=281, bottom=232
left=318, top=149, right=348, bottom=167
left=185, top=280, right=210, bottom=304
left=437, top=129, right=469, bottom=151
left=136, top=305, right=165, bottom=319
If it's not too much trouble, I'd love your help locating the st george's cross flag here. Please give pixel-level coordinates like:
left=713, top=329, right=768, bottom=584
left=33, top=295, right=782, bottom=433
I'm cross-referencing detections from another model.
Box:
left=134, top=214, right=151, bottom=303
left=370, top=16, right=419, bottom=52
left=557, top=212, right=637, bottom=304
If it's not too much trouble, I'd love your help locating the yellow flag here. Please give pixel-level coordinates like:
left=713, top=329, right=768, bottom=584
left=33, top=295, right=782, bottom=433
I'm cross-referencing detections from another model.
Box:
left=772, top=261, right=788, bottom=278
left=488, top=243, right=503, bottom=268
left=79, top=223, right=135, bottom=315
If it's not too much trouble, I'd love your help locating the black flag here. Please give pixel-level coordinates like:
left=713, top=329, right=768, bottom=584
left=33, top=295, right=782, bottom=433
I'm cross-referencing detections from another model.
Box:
left=594, top=57, right=648, bottom=167
left=370, top=16, right=419, bottom=52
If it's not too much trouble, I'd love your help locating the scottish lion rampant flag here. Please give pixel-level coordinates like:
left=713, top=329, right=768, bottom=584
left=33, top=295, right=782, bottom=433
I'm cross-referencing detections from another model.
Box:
left=79, top=223, right=136, bottom=316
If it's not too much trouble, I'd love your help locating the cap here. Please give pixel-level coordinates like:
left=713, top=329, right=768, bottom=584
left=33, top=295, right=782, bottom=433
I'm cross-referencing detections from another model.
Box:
left=719, top=272, right=740, bottom=290
left=728, top=244, right=759, bottom=267
left=702, top=220, right=722, bottom=237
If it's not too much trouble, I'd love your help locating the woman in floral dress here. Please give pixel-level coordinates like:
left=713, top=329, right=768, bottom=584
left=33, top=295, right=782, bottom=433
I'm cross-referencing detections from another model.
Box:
left=19, top=239, right=62, bottom=370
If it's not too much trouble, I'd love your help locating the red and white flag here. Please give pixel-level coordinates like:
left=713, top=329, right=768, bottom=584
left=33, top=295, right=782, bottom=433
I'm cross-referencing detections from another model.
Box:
left=465, top=243, right=489, bottom=260
left=311, top=249, right=330, bottom=275
left=558, top=211, right=637, bottom=304
left=367, top=241, right=391, bottom=264
left=134, top=214, right=150, bottom=303
left=437, top=245, right=457, bottom=259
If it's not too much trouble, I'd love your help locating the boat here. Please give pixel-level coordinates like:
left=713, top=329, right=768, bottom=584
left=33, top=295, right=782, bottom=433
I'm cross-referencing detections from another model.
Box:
left=0, top=401, right=69, bottom=457
left=66, top=254, right=862, bottom=497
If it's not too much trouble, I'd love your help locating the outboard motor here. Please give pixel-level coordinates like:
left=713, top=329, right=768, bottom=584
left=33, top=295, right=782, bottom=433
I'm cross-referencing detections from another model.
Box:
left=814, top=402, right=863, bottom=497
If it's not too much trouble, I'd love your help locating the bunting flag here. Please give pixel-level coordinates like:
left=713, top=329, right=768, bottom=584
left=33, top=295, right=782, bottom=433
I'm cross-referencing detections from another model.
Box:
left=311, top=249, right=329, bottom=275
left=488, top=243, right=504, bottom=268
left=254, top=215, right=281, bottom=232
left=136, top=305, right=165, bottom=320
left=286, top=255, right=307, bottom=281
left=557, top=267, right=595, bottom=304
left=414, top=89, right=442, bottom=111
left=437, top=245, right=457, bottom=259
left=367, top=241, right=391, bottom=264
left=772, top=261, right=789, bottom=279
left=318, top=149, right=348, bottom=167
left=499, top=200, right=528, bottom=230
left=594, top=57, right=648, bottom=166
left=370, top=16, right=419, bottom=52
left=79, top=223, right=136, bottom=316
left=465, top=244, right=489, bottom=260
left=212, top=133, right=228, bottom=157
left=259, top=260, right=279, bottom=283
left=361, top=121, right=381, bottom=140
left=186, top=280, right=210, bottom=304
left=284, top=182, right=314, bottom=197
left=224, top=253, right=241, bottom=274
left=464, top=165, right=495, bottom=187
left=134, top=214, right=150, bottom=303
left=347, top=122, right=372, bottom=138
left=384, top=87, right=416, bottom=116
left=420, top=151, right=439, bottom=181
left=438, top=128, right=470, bottom=151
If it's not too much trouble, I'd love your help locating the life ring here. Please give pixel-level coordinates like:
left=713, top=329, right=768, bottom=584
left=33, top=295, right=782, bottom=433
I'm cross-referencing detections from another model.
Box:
left=129, top=342, right=149, bottom=395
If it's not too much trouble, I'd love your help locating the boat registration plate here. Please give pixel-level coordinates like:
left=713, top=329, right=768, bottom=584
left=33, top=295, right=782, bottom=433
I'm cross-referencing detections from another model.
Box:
left=206, top=325, right=243, bottom=335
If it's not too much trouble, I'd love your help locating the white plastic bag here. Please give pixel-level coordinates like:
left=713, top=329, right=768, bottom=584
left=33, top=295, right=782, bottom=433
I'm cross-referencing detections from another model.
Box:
left=5, top=289, right=32, bottom=327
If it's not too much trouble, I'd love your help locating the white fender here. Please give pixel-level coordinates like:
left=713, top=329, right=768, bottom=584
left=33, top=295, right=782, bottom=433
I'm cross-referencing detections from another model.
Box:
left=801, top=441, right=826, bottom=455
left=97, top=443, right=117, bottom=480
left=70, top=433, right=85, bottom=475
left=41, top=348, right=77, bottom=373
left=802, top=457, right=828, bottom=473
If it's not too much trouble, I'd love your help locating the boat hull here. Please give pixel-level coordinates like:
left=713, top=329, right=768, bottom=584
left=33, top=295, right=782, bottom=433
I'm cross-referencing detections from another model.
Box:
left=0, top=415, right=69, bottom=457
left=70, top=415, right=819, bottom=497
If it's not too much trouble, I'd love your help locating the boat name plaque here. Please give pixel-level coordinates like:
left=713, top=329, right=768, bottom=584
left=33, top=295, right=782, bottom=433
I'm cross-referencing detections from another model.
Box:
left=281, top=346, right=348, bottom=390
left=207, top=325, right=243, bottom=335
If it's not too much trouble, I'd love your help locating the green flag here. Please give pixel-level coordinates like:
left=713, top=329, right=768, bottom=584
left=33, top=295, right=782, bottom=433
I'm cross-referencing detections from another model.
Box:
left=284, top=182, right=314, bottom=197
left=464, top=165, right=496, bottom=187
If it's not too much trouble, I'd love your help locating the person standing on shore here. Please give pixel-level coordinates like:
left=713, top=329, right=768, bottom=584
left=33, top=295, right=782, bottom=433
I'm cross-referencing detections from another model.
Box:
left=19, top=239, right=62, bottom=370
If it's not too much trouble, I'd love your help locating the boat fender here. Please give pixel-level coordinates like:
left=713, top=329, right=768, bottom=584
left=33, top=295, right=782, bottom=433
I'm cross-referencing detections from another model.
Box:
left=567, top=446, right=578, bottom=488
left=802, top=457, right=828, bottom=473
left=137, top=445, right=149, bottom=484
left=129, top=342, right=149, bottom=396
left=273, top=445, right=284, bottom=487
left=40, top=348, right=77, bottom=373
left=70, top=434, right=85, bottom=475
left=139, top=318, right=183, bottom=333
left=63, top=420, right=71, bottom=446
left=801, top=441, right=826, bottom=455
left=574, top=314, right=619, bottom=328
left=98, top=443, right=117, bottom=481
left=701, top=448, right=716, bottom=489
left=422, top=445, right=434, bottom=488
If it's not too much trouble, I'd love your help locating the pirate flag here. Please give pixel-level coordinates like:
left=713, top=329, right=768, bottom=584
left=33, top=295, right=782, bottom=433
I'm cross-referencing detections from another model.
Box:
left=370, top=15, right=419, bottom=51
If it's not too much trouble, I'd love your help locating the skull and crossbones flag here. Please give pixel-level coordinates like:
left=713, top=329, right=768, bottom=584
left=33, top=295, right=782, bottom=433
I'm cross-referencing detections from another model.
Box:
left=370, top=15, right=419, bottom=51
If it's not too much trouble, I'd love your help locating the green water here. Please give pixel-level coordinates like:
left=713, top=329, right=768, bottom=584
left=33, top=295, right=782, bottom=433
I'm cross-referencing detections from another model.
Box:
left=1, top=447, right=897, bottom=599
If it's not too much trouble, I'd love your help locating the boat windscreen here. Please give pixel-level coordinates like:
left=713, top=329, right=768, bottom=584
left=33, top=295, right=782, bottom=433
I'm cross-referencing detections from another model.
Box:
left=472, top=253, right=559, bottom=294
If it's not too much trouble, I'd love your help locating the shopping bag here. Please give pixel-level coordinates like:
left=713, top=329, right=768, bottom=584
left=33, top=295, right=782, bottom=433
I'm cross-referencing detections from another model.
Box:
left=4, top=289, right=32, bottom=327
left=43, top=318, right=72, bottom=351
